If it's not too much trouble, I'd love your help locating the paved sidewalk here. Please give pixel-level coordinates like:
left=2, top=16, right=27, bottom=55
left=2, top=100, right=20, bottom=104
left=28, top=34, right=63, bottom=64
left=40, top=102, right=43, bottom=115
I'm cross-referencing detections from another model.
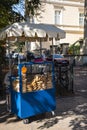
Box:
left=0, top=66, right=87, bottom=130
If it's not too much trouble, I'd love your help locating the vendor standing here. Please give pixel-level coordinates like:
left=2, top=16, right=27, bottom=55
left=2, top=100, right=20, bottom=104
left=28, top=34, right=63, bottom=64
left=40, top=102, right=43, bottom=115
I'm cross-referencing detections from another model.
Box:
left=42, top=51, right=46, bottom=61
left=4, top=71, right=11, bottom=112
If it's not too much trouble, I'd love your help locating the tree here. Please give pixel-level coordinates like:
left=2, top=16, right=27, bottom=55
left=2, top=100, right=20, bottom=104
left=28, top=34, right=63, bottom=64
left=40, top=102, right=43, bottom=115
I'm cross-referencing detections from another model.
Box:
left=14, top=0, right=41, bottom=21
left=84, top=0, right=87, bottom=54
left=0, top=40, right=6, bottom=65
left=0, top=0, right=19, bottom=29
left=0, top=0, right=41, bottom=29
left=25, top=0, right=41, bottom=19
left=0, top=40, right=7, bottom=86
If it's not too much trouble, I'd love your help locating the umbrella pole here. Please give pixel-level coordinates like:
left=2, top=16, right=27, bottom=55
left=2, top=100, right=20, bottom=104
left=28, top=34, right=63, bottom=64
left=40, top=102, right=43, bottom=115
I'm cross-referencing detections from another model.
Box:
left=52, top=38, right=56, bottom=54
left=52, top=38, right=54, bottom=55
left=8, top=41, right=11, bottom=74
left=40, top=38, right=42, bottom=56
left=25, top=41, right=28, bottom=61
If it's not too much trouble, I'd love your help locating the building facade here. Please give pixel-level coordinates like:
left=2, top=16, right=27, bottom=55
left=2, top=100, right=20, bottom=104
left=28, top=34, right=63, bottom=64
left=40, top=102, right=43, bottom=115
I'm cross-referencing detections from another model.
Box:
left=34, top=0, right=84, bottom=47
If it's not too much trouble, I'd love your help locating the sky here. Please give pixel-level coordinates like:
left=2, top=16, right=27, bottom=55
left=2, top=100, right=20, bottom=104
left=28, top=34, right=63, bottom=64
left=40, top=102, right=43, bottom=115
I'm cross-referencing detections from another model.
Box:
left=12, top=0, right=25, bottom=17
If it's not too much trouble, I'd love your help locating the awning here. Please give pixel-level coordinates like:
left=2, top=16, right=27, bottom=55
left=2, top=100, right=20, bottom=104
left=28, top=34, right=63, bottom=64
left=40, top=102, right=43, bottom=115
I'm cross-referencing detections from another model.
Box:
left=0, top=22, right=66, bottom=41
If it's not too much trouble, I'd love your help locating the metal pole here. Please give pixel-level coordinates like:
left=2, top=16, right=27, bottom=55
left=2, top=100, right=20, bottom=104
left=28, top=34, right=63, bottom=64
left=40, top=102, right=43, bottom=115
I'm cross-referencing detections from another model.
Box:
left=40, top=38, right=42, bottom=56
left=7, top=41, right=11, bottom=74
left=52, top=38, right=54, bottom=55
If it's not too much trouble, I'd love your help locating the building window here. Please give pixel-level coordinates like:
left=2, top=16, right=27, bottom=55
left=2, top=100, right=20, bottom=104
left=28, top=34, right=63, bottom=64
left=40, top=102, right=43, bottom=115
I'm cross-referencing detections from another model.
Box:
left=55, top=10, right=61, bottom=24
left=79, top=13, right=84, bottom=26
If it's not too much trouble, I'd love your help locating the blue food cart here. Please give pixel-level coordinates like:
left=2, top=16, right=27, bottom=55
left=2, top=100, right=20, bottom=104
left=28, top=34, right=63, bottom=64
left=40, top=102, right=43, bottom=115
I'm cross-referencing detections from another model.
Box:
left=10, top=61, right=56, bottom=123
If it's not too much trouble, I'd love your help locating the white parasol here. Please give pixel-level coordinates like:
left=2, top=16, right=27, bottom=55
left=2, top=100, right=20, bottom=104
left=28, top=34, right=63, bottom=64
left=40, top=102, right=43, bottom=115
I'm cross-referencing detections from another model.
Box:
left=0, top=22, right=66, bottom=73
left=0, top=22, right=65, bottom=41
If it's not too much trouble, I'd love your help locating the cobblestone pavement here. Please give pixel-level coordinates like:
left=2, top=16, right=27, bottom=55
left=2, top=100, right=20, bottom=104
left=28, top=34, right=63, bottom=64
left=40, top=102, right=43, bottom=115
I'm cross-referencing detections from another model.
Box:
left=0, top=66, right=87, bottom=130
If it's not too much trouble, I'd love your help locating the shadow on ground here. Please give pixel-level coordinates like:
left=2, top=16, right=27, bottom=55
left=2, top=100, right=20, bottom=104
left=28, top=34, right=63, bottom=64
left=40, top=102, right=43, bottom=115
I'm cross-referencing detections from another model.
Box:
left=0, top=98, right=22, bottom=124
left=36, top=96, right=87, bottom=130
left=36, top=66, right=87, bottom=130
left=0, top=66, right=87, bottom=130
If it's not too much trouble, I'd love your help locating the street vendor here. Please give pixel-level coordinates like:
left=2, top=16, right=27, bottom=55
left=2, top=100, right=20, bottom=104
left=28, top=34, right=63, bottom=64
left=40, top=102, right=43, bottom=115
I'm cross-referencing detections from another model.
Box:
left=4, top=71, right=11, bottom=112
left=42, top=51, right=46, bottom=61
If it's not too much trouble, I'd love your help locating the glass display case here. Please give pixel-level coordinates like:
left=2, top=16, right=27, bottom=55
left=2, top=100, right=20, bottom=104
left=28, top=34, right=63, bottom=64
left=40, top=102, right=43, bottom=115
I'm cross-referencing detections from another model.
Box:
left=12, top=63, right=53, bottom=93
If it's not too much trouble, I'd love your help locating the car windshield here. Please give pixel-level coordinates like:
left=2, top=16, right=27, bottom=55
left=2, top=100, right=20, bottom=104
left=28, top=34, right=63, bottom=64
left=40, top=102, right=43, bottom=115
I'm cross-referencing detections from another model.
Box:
left=53, top=54, right=64, bottom=59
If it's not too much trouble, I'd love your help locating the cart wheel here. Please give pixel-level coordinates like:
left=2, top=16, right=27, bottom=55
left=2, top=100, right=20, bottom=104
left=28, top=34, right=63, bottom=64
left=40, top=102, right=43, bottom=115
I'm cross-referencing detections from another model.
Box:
left=23, top=119, right=29, bottom=124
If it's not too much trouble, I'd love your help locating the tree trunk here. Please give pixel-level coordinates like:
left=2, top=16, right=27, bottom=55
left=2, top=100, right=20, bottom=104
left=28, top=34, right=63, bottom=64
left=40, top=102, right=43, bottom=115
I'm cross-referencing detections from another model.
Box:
left=81, top=0, right=87, bottom=65
left=83, top=0, right=87, bottom=54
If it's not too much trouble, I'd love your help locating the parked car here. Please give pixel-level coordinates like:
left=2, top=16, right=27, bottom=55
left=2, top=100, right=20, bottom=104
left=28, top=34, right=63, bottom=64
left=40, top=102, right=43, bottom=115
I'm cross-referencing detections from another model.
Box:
left=46, top=54, right=69, bottom=66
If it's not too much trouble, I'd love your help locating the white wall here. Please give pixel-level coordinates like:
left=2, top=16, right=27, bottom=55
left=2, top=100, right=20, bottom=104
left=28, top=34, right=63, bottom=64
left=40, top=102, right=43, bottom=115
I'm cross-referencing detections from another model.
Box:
left=36, top=3, right=54, bottom=24
left=63, top=6, right=79, bottom=26
left=35, top=1, right=84, bottom=48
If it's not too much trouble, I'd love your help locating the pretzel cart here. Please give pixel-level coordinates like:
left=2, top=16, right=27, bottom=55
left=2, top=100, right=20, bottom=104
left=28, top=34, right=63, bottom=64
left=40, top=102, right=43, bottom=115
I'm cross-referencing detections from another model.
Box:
left=10, top=61, right=56, bottom=123
left=0, top=22, right=65, bottom=123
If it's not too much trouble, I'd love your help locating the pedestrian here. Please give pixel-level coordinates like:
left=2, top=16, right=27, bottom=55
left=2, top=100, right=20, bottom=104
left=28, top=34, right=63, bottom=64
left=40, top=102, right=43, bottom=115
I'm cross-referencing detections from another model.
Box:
left=42, top=51, right=46, bottom=61
left=4, top=71, right=11, bottom=112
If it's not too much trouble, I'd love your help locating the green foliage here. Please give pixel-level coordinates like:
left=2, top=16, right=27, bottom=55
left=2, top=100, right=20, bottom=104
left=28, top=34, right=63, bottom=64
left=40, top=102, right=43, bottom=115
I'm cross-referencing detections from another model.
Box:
left=26, top=0, right=41, bottom=16
left=14, top=42, right=25, bottom=52
left=0, top=0, right=41, bottom=29
left=0, top=0, right=19, bottom=29
left=0, top=41, right=6, bottom=65
left=68, top=44, right=80, bottom=55
left=68, top=39, right=83, bottom=55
